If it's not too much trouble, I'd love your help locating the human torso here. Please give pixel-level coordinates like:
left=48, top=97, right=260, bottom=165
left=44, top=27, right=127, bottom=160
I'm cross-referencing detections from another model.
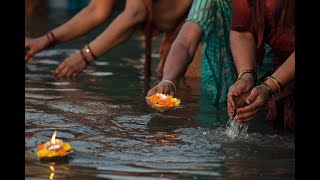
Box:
left=151, top=0, right=192, bottom=33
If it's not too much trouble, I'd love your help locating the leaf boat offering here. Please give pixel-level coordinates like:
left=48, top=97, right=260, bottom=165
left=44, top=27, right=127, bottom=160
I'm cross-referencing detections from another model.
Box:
left=36, top=131, right=73, bottom=160
left=145, top=93, right=181, bottom=112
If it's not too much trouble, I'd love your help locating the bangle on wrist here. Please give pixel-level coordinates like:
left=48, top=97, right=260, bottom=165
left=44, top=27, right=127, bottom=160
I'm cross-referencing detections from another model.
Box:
left=237, top=69, right=257, bottom=84
left=79, top=49, right=90, bottom=65
left=46, top=31, right=56, bottom=47
left=264, top=76, right=283, bottom=94
left=84, top=44, right=97, bottom=60
left=162, top=80, right=177, bottom=94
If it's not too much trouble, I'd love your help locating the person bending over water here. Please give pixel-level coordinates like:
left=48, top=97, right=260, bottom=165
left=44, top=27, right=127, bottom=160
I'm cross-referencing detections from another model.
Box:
left=25, top=0, right=193, bottom=78
left=227, top=0, right=295, bottom=132
left=147, top=0, right=237, bottom=104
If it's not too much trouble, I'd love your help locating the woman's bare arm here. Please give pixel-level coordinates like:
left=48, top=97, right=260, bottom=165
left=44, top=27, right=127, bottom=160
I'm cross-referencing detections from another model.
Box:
left=147, top=22, right=202, bottom=96
left=25, top=0, right=116, bottom=61
left=53, top=0, right=148, bottom=77
left=52, top=0, right=116, bottom=43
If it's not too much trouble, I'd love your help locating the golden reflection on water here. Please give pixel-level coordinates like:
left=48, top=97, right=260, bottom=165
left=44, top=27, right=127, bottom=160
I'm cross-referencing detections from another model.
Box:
left=49, top=165, right=55, bottom=180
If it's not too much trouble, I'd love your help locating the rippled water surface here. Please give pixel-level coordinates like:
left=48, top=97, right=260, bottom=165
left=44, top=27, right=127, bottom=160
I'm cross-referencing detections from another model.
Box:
left=25, top=7, right=295, bottom=180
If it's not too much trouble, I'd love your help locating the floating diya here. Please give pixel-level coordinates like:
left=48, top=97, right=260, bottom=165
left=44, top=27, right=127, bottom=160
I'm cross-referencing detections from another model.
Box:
left=37, top=130, right=73, bottom=159
left=145, top=93, right=181, bottom=112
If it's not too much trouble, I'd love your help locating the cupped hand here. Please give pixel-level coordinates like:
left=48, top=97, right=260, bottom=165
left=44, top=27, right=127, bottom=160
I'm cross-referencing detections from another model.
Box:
left=227, top=75, right=255, bottom=118
left=147, top=80, right=176, bottom=97
left=25, top=36, right=50, bottom=62
left=235, top=83, right=271, bottom=123
left=53, top=52, right=87, bottom=78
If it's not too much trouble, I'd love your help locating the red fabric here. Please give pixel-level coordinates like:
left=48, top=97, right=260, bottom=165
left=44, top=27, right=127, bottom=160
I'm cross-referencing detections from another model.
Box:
left=140, top=0, right=153, bottom=77
left=231, top=0, right=295, bottom=132
left=230, top=0, right=252, bottom=32
left=231, top=0, right=295, bottom=64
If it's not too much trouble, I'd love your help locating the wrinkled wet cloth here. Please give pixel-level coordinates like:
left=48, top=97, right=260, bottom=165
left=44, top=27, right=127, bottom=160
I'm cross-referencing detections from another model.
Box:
left=187, top=0, right=236, bottom=104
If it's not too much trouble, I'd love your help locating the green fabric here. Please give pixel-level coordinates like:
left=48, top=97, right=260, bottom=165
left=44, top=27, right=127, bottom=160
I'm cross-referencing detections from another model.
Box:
left=186, top=0, right=236, bottom=104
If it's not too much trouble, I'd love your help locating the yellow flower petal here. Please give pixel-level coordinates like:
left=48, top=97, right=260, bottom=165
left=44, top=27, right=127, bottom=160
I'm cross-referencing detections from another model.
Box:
left=37, top=149, right=60, bottom=158
left=62, top=143, right=73, bottom=151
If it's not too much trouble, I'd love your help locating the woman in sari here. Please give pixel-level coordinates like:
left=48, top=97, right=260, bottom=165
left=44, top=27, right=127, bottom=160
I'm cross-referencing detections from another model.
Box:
left=227, top=0, right=295, bottom=131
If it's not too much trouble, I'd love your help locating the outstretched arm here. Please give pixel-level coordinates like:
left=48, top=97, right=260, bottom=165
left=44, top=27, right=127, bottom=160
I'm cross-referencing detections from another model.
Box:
left=53, top=0, right=148, bottom=78
left=84, top=0, right=148, bottom=58
left=147, top=22, right=202, bottom=96
left=227, top=30, right=257, bottom=118
left=25, top=0, right=116, bottom=61
left=50, top=0, right=116, bottom=42
left=230, top=30, right=256, bottom=77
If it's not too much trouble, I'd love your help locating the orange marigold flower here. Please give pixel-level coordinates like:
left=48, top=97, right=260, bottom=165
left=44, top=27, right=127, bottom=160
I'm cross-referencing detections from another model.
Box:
left=146, top=93, right=180, bottom=108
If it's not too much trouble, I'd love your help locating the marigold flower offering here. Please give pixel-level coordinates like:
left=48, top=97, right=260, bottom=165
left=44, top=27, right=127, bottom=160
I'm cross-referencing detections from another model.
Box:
left=37, top=130, right=73, bottom=159
left=146, top=93, right=181, bottom=112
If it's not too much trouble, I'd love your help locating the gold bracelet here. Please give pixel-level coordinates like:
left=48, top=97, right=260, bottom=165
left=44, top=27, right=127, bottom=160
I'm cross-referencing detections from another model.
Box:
left=264, top=76, right=283, bottom=94
left=79, top=49, right=90, bottom=65
left=162, top=80, right=176, bottom=94
left=84, top=44, right=97, bottom=60
left=237, top=69, right=257, bottom=83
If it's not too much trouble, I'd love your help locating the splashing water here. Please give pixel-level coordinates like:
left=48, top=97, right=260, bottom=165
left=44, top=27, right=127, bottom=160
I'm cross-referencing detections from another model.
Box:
left=225, top=116, right=250, bottom=139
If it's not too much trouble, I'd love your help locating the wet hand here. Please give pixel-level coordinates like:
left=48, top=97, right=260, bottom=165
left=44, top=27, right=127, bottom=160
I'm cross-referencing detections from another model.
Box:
left=25, top=36, right=51, bottom=62
left=227, top=91, right=251, bottom=119
left=147, top=80, right=176, bottom=97
left=235, top=84, right=271, bottom=123
left=53, top=53, right=87, bottom=78
left=227, top=76, right=255, bottom=118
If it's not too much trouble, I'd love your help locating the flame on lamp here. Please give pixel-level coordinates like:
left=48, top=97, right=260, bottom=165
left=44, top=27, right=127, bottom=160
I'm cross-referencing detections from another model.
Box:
left=44, top=130, right=63, bottom=150
left=51, top=131, right=57, bottom=145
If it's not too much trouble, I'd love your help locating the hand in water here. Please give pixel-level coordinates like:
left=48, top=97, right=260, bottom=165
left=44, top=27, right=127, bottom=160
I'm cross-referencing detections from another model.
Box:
left=227, top=75, right=255, bottom=119
left=53, top=52, right=88, bottom=78
left=25, top=36, right=51, bottom=62
left=235, top=83, right=271, bottom=123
